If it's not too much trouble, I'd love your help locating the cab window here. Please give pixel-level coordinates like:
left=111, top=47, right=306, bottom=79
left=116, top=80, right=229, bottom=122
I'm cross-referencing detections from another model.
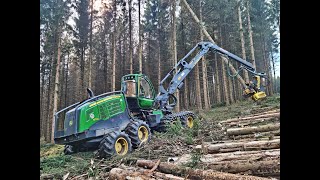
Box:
left=123, top=80, right=137, bottom=97
left=139, top=78, right=152, bottom=99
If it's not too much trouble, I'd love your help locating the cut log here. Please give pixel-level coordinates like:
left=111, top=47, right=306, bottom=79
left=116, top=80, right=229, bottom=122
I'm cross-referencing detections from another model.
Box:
left=227, top=117, right=279, bottom=128
left=137, top=159, right=272, bottom=180
left=250, top=108, right=280, bottom=115
left=195, top=139, right=280, bottom=153
left=204, top=159, right=280, bottom=176
left=221, top=112, right=280, bottom=124
left=237, top=109, right=280, bottom=119
left=227, top=123, right=280, bottom=136
left=137, top=159, right=186, bottom=175
left=176, top=149, right=280, bottom=165
left=230, top=131, right=280, bottom=140
left=109, top=167, right=185, bottom=180
left=188, top=169, right=272, bottom=180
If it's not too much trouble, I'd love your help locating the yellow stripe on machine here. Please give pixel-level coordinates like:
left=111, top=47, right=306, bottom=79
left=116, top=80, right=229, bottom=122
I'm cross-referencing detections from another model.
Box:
left=89, top=95, right=121, bottom=107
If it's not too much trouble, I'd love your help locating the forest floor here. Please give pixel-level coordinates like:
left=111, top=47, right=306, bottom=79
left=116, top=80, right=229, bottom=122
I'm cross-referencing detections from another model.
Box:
left=40, top=94, right=280, bottom=180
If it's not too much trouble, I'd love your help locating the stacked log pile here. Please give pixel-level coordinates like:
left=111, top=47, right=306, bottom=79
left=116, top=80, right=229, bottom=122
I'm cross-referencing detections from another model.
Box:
left=109, top=109, right=280, bottom=180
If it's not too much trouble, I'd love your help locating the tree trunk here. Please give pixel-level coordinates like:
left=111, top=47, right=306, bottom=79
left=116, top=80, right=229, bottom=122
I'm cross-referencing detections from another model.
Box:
left=270, top=46, right=277, bottom=93
left=112, top=0, right=116, bottom=91
left=88, top=0, right=93, bottom=88
left=172, top=0, right=180, bottom=112
left=194, top=63, right=202, bottom=109
left=228, top=76, right=235, bottom=103
left=157, top=39, right=161, bottom=88
left=247, top=0, right=256, bottom=69
left=199, top=0, right=209, bottom=110
left=219, top=27, right=230, bottom=105
left=157, top=1, right=162, bottom=88
left=65, top=51, right=69, bottom=108
left=40, top=62, right=46, bottom=137
left=237, top=1, right=249, bottom=82
left=112, top=33, right=116, bottom=91
left=138, top=0, right=142, bottom=73
left=226, top=123, right=280, bottom=136
left=214, top=53, right=221, bottom=103
left=181, top=0, right=247, bottom=88
left=51, top=28, right=62, bottom=143
left=129, top=0, right=133, bottom=73
left=263, top=37, right=273, bottom=95
left=180, top=8, right=189, bottom=109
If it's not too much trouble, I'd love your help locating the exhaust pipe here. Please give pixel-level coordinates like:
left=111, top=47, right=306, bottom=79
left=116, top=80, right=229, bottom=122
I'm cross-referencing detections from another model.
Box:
left=87, top=88, right=95, bottom=98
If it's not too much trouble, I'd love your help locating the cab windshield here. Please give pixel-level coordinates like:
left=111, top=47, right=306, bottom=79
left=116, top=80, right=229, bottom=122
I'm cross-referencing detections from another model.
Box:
left=123, top=80, right=137, bottom=97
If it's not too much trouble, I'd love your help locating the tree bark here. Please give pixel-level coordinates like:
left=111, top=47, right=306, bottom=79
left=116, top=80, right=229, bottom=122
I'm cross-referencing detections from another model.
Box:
left=227, top=117, right=279, bottom=128
left=88, top=0, right=93, bottom=88
left=181, top=0, right=247, bottom=88
left=138, top=0, right=143, bottom=73
left=137, top=159, right=272, bottom=180
left=129, top=0, right=133, bottom=73
left=214, top=52, right=221, bottom=103
left=196, top=139, right=280, bottom=153
left=226, top=124, right=280, bottom=136
left=270, top=46, right=277, bottom=93
left=246, top=0, right=256, bottom=69
left=112, top=0, right=116, bottom=91
left=51, top=27, right=62, bottom=143
left=172, top=0, right=180, bottom=112
left=200, top=0, right=209, bottom=110
left=109, top=167, right=185, bottom=180
left=64, top=51, right=69, bottom=108
left=177, top=149, right=279, bottom=164
left=221, top=112, right=280, bottom=124
left=220, top=27, right=230, bottom=105
left=203, top=159, right=280, bottom=176
left=237, top=1, right=249, bottom=82
left=230, top=131, right=280, bottom=140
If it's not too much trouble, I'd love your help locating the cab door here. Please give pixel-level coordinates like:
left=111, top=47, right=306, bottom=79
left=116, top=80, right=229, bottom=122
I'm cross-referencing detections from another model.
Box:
left=138, top=76, right=155, bottom=109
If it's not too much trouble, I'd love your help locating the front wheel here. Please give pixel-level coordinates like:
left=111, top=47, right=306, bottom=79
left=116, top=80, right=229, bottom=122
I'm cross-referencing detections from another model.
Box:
left=98, top=131, right=132, bottom=158
left=125, top=120, right=151, bottom=149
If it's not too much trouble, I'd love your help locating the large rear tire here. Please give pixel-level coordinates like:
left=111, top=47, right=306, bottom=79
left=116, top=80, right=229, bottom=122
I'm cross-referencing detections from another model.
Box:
left=180, top=112, right=196, bottom=129
left=125, top=120, right=151, bottom=149
left=98, top=131, right=132, bottom=158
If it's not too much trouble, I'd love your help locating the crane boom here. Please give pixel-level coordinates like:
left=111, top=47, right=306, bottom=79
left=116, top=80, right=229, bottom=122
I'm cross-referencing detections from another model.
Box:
left=154, top=42, right=266, bottom=111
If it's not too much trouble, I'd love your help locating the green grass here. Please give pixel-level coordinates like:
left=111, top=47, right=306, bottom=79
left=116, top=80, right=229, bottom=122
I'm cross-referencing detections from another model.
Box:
left=40, top=140, right=94, bottom=179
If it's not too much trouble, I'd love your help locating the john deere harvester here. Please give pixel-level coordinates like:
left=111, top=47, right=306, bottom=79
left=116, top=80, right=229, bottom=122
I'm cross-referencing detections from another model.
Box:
left=54, top=42, right=266, bottom=158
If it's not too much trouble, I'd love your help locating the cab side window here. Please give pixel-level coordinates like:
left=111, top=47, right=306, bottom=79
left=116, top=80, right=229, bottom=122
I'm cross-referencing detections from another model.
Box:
left=139, top=78, right=152, bottom=99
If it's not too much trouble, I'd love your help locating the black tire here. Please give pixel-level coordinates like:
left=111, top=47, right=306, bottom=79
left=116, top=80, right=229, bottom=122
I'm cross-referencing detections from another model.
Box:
left=125, top=120, right=151, bottom=149
left=180, top=112, right=196, bottom=129
left=63, top=145, right=78, bottom=155
left=98, top=131, right=132, bottom=158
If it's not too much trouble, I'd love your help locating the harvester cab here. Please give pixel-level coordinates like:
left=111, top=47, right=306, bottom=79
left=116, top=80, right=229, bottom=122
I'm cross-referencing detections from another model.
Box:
left=243, top=75, right=267, bottom=101
left=121, top=74, right=156, bottom=112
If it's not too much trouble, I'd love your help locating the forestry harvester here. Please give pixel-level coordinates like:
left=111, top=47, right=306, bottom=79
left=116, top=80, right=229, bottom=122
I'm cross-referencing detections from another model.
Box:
left=53, top=42, right=267, bottom=158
